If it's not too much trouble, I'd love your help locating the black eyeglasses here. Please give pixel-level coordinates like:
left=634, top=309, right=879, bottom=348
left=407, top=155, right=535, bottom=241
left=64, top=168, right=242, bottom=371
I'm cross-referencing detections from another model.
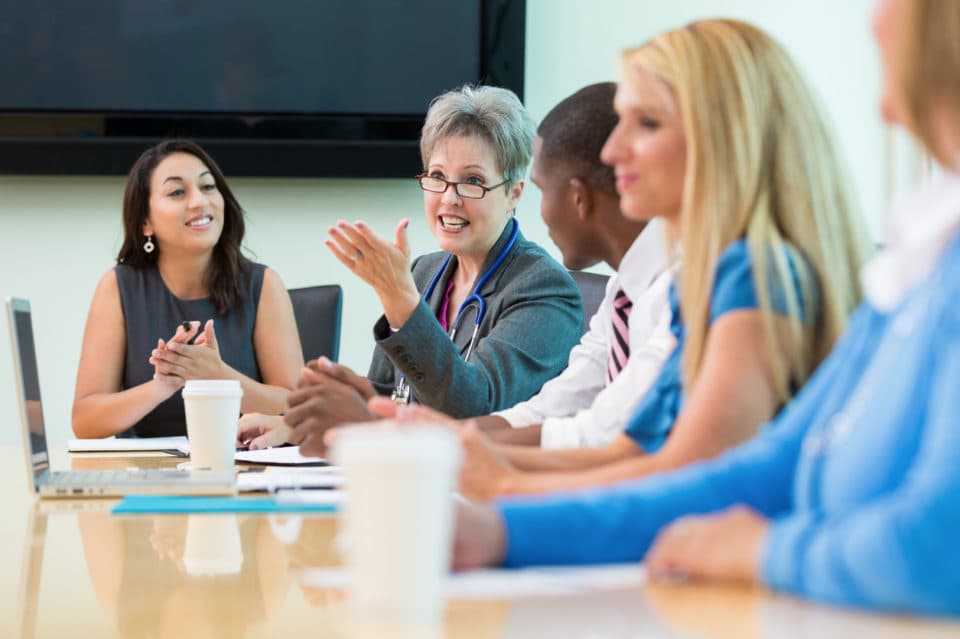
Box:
left=416, top=174, right=509, bottom=199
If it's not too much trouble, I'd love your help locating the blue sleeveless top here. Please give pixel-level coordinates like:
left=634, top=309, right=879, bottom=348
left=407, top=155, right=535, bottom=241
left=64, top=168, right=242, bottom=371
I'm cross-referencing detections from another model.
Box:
left=624, top=240, right=817, bottom=450
left=114, top=262, right=265, bottom=437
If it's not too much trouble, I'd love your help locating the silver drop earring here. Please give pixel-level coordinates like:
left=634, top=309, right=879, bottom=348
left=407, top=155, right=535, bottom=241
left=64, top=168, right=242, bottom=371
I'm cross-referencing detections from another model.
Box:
left=143, top=235, right=155, bottom=254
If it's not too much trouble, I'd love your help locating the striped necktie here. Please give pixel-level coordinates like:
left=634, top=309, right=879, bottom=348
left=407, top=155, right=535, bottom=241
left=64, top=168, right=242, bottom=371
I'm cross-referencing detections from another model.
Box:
left=606, top=288, right=633, bottom=385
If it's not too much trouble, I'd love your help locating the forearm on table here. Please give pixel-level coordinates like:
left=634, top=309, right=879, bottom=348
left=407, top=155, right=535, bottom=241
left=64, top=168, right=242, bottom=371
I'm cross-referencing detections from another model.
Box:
left=483, top=420, right=543, bottom=447
left=492, top=441, right=644, bottom=496
left=72, top=380, right=170, bottom=438
left=497, top=459, right=745, bottom=567
left=473, top=414, right=511, bottom=432
left=235, top=371, right=292, bottom=415
left=500, top=440, right=637, bottom=476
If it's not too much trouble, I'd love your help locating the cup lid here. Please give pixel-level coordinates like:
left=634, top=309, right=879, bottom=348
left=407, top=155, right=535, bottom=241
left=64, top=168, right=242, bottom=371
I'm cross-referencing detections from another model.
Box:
left=182, top=379, right=243, bottom=396
left=331, top=424, right=462, bottom=467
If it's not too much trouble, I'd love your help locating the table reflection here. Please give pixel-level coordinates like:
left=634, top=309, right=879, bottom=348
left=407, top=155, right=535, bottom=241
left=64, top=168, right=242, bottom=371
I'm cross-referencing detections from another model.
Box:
left=75, top=510, right=291, bottom=637
left=279, top=515, right=342, bottom=609
left=5, top=447, right=951, bottom=639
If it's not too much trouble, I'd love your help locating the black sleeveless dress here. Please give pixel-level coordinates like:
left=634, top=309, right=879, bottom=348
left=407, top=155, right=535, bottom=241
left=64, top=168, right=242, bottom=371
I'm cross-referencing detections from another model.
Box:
left=114, top=262, right=265, bottom=437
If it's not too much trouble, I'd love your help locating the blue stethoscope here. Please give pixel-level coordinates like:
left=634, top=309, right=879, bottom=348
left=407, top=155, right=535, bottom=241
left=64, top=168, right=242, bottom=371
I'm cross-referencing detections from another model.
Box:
left=391, top=218, right=519, bottom=404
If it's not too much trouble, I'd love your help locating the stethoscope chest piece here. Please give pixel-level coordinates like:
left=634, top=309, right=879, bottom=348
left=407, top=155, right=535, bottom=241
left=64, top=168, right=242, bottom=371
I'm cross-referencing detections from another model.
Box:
left=391, top=375, right=411, bottom=405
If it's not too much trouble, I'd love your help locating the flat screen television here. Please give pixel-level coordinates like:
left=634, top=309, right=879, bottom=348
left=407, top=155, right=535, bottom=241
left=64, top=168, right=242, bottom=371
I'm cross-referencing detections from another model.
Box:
left=0, top=0, right=525, bottom=177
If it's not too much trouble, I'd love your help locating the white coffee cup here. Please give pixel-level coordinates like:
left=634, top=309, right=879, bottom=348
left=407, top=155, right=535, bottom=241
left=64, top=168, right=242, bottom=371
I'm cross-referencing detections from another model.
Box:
left=332, top=425, right=462, bottom=629
left=182, top=514, right=244, bottom=576
left=182, top=379, right=243, bottom=471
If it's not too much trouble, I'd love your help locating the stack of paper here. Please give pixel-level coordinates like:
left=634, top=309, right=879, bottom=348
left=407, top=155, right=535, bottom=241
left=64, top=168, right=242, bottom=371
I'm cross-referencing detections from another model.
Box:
left=68, top=436, right=188, bottom=452
left=232, top=446, right=327, bottom=466
left=69, top=437, right=327, bottom=466
left=298, top=564, right=647, bottom=599
left=237, top=467, right=342, bottom=493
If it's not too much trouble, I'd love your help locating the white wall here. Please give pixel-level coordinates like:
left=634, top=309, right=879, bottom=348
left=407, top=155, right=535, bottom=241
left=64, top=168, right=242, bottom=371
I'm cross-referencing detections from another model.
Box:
left=0, top=0, right=883, bottom=447
left=524, top=0, right=883, bottom=223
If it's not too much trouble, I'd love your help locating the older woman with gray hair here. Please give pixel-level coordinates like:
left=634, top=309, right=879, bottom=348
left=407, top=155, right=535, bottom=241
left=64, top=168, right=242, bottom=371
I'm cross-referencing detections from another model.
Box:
left=239, top=85, right=582, bottom=453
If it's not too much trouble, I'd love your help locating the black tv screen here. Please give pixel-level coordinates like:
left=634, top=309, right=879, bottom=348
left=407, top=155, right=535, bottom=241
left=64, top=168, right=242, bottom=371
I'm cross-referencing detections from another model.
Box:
left=0, top=0, right=525, bottom=177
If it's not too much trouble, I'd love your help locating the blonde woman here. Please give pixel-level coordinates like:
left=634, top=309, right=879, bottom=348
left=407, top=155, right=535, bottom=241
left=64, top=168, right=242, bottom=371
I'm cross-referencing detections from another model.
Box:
left=453, top=0, right=960, bottom=616
left=407, top=19, right=870, bottom=501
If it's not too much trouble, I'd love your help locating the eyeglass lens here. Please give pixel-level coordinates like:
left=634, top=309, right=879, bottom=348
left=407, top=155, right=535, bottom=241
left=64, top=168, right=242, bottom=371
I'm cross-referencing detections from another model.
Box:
left=419, top=176, right=486, bottom=199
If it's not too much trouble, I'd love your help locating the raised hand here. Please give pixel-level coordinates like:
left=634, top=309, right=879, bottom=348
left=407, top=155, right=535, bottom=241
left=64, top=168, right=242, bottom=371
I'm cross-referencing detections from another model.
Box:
left=325, top=219, right=421, bottom=328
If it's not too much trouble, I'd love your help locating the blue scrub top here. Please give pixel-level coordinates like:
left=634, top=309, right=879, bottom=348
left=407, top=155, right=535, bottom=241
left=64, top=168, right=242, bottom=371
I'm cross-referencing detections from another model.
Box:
left=624, top=239, right=814, bottom=451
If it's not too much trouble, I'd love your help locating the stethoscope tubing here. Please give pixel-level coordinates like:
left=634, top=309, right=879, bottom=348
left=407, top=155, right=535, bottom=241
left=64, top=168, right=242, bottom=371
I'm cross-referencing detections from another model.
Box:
left=423, top=217, right=520, bottom=345
left=392, top=219, right=519, bottom=404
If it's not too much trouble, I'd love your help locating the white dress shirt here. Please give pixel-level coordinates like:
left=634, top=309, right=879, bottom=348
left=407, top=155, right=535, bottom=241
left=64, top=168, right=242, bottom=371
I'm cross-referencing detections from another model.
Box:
left=493, top=219, right=676, bottom=448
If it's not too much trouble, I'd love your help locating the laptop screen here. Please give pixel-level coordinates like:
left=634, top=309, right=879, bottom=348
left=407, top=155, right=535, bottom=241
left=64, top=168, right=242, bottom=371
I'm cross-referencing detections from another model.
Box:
left=8, top=299, right=49, bottom=471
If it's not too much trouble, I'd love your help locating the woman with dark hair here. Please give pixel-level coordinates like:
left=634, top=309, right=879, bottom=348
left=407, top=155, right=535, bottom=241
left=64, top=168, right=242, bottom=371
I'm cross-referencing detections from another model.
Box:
left=72, top=140, right=302, bottom=438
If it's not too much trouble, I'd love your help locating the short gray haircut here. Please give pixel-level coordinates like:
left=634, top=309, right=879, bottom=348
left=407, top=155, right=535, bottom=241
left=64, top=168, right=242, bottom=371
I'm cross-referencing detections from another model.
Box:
left=420, top=85, right=536, bottom=183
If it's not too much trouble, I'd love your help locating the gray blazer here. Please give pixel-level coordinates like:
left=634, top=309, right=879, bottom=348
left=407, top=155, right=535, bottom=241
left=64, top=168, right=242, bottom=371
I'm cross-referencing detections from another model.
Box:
left=367, top=221, right=582, bottom=418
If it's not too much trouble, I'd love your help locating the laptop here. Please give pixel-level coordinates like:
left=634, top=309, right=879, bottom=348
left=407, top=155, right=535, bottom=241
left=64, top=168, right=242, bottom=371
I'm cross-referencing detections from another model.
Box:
left=7, top=297, right=235, bottom=497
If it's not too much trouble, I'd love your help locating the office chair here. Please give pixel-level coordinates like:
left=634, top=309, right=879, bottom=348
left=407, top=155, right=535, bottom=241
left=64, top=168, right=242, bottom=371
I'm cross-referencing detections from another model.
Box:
left=288, top=285, right=343, bottom=362
left=569, top=271, right=610, bottom=336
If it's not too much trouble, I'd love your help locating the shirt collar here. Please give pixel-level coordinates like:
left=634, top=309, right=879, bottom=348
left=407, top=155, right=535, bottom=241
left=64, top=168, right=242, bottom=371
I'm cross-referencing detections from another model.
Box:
left=617, top=217, right=671, bottom=298
left=861, top=168, right=960, bottom=311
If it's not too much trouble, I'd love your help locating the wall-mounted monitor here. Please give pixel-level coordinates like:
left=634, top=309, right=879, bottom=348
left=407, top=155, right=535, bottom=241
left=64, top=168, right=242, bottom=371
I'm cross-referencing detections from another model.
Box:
left=0, top=0, right=525, bottom=177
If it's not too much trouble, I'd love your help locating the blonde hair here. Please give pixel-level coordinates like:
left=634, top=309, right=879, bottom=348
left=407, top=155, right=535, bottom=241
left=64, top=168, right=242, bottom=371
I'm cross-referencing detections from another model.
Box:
left=896, top=0, right=960, bottom=165
left=622, top=19, right=871, bottom=400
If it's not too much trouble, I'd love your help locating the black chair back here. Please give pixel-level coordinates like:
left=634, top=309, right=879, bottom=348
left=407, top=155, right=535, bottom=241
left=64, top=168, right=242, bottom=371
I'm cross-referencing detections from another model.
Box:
left=288, top=285, right=343, bottom=362
left=569, top=271, right=610, bottom=336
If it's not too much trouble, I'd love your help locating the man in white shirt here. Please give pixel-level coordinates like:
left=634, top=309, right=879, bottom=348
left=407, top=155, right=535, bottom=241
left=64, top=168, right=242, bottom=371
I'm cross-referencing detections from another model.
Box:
left=470, top=82, right=675, bottom=449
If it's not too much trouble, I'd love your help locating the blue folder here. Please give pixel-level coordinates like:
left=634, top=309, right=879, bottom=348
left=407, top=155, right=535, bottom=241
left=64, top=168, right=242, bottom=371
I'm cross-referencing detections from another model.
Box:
left=112, top=495, right=338, bottom=515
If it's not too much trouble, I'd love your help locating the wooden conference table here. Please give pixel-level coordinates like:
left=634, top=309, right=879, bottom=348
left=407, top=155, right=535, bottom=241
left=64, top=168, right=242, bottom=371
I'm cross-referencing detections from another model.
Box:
left=1, top=445, right=957, bottom=639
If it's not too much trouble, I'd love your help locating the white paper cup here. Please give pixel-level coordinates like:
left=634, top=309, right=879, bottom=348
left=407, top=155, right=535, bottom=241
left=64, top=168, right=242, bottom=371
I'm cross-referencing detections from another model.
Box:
left=332, top=425, right=461, bottom=628
left=182, top=379, right=242, bottom=471
left=182, top=514, right=243, bottom=576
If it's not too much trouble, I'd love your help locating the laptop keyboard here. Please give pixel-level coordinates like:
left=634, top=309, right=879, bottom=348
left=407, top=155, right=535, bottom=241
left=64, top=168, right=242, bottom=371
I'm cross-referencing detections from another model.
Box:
left=39, top=467, right=234, bottom=498
left=48, top=469, right=192, bottom=484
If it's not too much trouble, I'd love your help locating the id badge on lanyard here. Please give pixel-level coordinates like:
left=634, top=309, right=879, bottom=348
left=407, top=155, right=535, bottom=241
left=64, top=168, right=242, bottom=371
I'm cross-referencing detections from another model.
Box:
left=391, top=374, right=411, bottom=405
